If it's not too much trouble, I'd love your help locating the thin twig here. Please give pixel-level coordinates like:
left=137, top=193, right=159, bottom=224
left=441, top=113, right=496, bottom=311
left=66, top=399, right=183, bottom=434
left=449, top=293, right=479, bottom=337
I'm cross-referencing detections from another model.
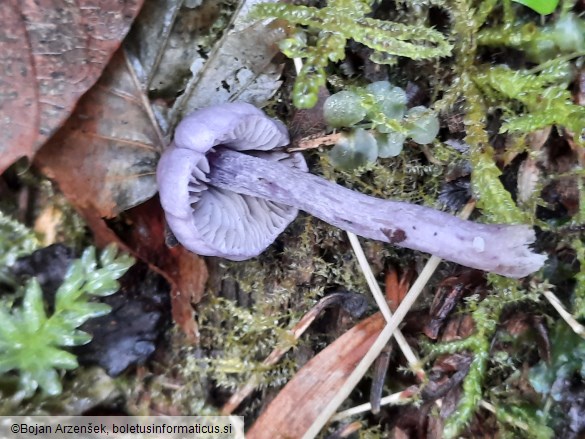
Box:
left=542, top=289, right=585, bottom=338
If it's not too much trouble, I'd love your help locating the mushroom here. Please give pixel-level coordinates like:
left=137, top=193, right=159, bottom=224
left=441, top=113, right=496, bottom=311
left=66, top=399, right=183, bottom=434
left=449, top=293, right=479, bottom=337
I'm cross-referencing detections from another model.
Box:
left=157, top=103, right=546, bottom=278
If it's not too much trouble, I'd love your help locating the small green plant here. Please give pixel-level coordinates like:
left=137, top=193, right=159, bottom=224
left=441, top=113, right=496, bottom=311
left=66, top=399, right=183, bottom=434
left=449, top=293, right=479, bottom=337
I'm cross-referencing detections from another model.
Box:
left=323, top=82, right=440, bottom=170
left=474, top=59, right=585, bottom=146
left=0, top=245, right=134, bottom=397
left=195, top=295, right=299, bottom=391
left=479, top=12, right=583, bottom=62
left=572, top=239, right=585, bottom=319
left=491, top=403, right=553, bottom=439
left=424, top=276, right=543, bottom=438
left=252, top=0, right=452, bottom=108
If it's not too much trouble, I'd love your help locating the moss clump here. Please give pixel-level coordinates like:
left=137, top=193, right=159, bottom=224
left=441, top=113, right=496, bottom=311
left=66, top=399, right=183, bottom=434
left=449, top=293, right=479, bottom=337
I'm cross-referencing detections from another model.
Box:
left=0, top=244, right=133, bottom=397
left=253, top=0, right=451, bottom=108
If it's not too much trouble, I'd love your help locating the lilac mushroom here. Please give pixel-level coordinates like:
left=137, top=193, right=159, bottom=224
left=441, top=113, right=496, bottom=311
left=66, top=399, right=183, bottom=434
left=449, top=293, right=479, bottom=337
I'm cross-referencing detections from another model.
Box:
left=157, top=103, right=546, bottom=278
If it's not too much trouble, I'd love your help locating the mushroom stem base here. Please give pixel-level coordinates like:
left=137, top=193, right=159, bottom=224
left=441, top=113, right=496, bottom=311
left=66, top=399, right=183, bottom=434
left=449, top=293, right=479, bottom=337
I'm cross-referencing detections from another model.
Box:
left=207, top=148, right=545, bottom=278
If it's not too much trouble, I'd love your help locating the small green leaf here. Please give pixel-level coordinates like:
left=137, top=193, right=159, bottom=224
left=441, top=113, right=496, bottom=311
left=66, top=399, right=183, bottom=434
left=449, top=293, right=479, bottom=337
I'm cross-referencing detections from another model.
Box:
left=30, top=367, right=62, bottom=396
left=375, top=131, right=405, bottom=158
left=512, top=0, right=558, bottom=15
left=98, top=243, right=118, bottom=267
left=59, top=302, right=112, bottom=329
left=80, top=246, right=97, bottom=272
left=55, top=261, right=86, bottom=308
left=0, top=308, right=19, bottom=339
left=22, top=279, right=47, bottom=333
left=328, top=128, right=378, bottom=171
left=39, top=347, right=80, bottom=370
left=0, top=357, right=21, bottom=374
left=366, top=81, right=407, bottom=121
left=323, top=91, right=366, bottom=128
left=405, top=106, right=440, bottom=145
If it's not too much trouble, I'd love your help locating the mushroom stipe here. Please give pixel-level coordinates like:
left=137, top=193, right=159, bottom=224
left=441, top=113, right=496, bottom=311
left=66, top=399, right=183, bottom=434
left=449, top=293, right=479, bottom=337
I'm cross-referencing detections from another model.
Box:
left=157, top=102, right=546, bottom=278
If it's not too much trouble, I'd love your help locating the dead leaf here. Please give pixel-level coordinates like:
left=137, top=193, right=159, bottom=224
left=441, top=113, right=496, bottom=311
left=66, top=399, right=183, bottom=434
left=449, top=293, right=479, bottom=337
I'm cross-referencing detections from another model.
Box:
left=424, top=271, right=482, bottom=339
left=247, top=313, right=385, bottom=439
left=34, top=205, right=63, bottom=246
left=124, top=0, right=223, bottom=98
left=121, top=198, right=208, bottom=341
left=0, top=0, right=143, bottom=173
left=166, top=0, right=285, bottom=124
left=35, top=50, right=162, bottom=218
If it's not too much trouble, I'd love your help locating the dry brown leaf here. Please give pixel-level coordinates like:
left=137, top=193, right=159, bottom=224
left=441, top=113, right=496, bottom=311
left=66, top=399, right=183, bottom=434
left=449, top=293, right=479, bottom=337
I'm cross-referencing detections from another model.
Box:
left=424, top=271, right=482, bottom=340
left=121, top=198, right=208, bottom=341
left=247, top=313, right=385, bottom=439
left=384, top=265, right=413, bottom=313
left=36, top=49, right=161, bottom=218
left=0, top=0, right=143, bottom=172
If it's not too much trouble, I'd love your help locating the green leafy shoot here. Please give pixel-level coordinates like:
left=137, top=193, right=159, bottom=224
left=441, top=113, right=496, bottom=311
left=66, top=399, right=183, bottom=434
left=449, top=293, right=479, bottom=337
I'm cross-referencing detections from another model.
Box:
left=252, top=1, right=452, bottom=108
left=0, top=245, right=134, bottom=397
left=491, top=403, right=553, bottom=439
left=0, top=212, right=38, bottom=286
left=426, top=276, right=539, bottom=438
left=479, top=12, right=583, bottom=63
left=512, top=0, right=559, bottom=15
left=463, top=84, right=530, bottom=224
left=474, top=59, right=585, bottom=146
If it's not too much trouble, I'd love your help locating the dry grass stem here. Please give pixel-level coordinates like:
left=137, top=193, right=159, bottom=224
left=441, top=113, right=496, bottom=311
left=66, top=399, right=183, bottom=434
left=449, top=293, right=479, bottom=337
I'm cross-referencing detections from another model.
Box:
left=331, top=388, right=417, bottom=421
left=347, top=232, right=423, bottom=375
left=542, top=289, right=585, bottom=338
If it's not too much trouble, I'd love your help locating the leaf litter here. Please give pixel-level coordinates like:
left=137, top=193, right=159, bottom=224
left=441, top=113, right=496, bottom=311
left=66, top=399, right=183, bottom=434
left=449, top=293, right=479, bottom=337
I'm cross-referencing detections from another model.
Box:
left=0, top=0, right=143, bottom=172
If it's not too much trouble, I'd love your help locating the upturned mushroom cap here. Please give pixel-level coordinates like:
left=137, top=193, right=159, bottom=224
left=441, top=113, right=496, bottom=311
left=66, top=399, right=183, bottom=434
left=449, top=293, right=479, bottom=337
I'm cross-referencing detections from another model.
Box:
left=157, top=103, right=308, bottom=260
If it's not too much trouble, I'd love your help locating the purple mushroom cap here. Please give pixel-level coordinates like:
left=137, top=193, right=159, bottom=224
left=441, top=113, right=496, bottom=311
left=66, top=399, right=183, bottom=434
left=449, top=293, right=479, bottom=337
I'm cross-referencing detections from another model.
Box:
left=157, top=103, right=308, bottom=260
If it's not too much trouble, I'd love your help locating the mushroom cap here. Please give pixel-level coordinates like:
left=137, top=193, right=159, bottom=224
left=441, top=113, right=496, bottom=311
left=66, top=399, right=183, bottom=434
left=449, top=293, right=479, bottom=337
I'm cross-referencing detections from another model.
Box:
left=157, top=103, right=308, bottom=260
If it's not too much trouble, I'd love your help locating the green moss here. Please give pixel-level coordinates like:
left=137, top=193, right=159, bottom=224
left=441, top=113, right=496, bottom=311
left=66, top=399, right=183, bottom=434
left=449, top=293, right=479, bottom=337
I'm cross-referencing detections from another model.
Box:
left=492, top=403, right=554, bottom=439
left=253, top=0, right=451, bottom=108
left=0, top=245, right=133, bottom=397
left=571, top=239, right=585, bottom=319
left=0, top=212, right=39, bottom=287
left=428, top=276, right=543, bottom=438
